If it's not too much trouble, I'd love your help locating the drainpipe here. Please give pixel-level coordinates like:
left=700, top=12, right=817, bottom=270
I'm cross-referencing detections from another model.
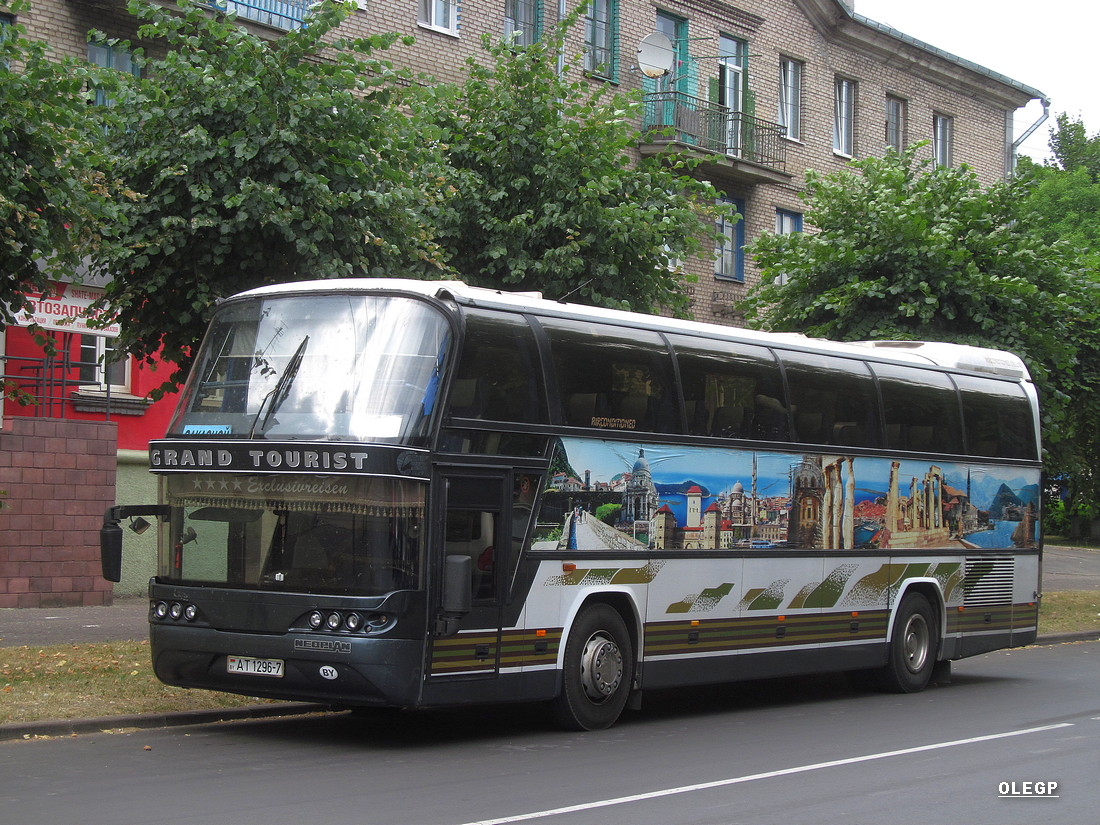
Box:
left=1007, top=96, right=1050, bottom=177
left=558, top=0, right=566, bottom=76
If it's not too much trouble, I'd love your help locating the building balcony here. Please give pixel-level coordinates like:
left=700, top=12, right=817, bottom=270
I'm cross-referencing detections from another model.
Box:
left=640, top=92, right=791, bottom=185
left=211, top=0, right=310, bottom=30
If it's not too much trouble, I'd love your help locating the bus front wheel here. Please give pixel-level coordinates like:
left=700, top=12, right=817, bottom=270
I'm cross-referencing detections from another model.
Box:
left=879, top=592, right=938, bottom=693
left=552, top=604, right=633, bottom=731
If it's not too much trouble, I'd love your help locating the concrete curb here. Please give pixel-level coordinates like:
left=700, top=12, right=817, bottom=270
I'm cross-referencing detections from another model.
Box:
left=3, top=633, right=1097, bottom=741
left=0, top=702, right=334, bottom=742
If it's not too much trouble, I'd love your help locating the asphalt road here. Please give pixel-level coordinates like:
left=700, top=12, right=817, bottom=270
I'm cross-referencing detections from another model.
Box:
left=1, top=639, right=1096, bottom=825
left=1041, top=545, right=1100, bottom=591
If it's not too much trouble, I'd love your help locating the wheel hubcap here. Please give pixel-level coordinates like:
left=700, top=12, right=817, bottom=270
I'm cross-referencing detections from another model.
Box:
left=579, top=632, right=623, bottom=702
left=902, top=613, right=930, bottom=674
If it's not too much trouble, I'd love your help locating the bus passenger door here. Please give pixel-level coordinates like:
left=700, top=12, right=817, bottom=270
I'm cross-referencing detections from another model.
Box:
left=429, top=471, right=511, bottom=680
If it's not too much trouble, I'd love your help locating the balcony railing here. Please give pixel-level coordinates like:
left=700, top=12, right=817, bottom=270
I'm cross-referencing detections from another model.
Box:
left=642, top=92, right=787, bottom=172
left=213, top=0, right=310, bottom=31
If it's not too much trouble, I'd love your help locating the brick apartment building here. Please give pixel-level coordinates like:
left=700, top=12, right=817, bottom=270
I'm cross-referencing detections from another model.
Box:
left=0, top=0, right=1044, bottom=604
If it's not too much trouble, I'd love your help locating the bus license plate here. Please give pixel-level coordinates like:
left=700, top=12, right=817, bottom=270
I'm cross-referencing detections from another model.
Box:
left=227, top=656, right=284, bottom=678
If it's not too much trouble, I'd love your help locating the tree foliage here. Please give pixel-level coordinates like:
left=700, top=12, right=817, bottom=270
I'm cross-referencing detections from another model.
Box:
left=744, top=148, right=1081, bottom=384
left=0, top=0, right=122, bottom=328
left=1018, top=114, right=1100, bottom=269
left=92, top=0, right=448, bottom=388
left=742, top=147, right=1097, bottom=504
left=1046, top=112, right=1100, bottom=182
left=1018, top=116, right=1100, bottom=522
left=415, top=11, right=726, bottom=314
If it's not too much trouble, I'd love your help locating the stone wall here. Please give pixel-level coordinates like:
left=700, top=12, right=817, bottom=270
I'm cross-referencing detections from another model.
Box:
left=0, top=418, right=118, bottom=608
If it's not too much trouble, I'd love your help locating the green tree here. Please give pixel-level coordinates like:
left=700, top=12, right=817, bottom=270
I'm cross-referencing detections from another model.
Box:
left=744, top=147, right=1080, bottom=382
left=1018, top=116, right=1100, bottom=530
left=742, top=147, right=1094, bottom=497
left=414, top=11, right=726, bottom=314
left=92, top=0, right=448, bottom=389
left=0, top=0, right=122, bottom=328
left=1018, top=114, right=1100, bottom=270
left=1046, top=112, right=1100, bottom=182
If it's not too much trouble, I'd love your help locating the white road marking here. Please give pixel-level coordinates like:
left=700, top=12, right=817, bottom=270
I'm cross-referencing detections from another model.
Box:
left=458, top=722, right=1075, bottom=825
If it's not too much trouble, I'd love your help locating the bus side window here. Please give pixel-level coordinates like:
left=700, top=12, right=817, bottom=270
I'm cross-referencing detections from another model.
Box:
left=872, top=362, right=963, bottom=454
left=954, top=375, right=1036, bottom=460
left=542, top=318, right=680, bottom=434
left=780, top=351, right=881, bottom=448
left=670, top=335, right=788, bottom=441
left=447, top=309, right=547, bottom=424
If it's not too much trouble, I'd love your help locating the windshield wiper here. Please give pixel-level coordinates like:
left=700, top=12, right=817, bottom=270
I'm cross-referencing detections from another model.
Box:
left=249, top=335, right=309, bottom=438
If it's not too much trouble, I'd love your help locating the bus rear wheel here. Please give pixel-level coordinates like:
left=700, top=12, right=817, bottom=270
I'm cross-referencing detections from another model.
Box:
left=878, top=592, right=938, bottom=693
left=552, top=604, right=633, bottom=731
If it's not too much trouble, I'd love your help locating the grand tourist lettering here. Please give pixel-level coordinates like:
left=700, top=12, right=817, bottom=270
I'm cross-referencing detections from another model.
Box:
left=148, top=441, right=428, bottom=478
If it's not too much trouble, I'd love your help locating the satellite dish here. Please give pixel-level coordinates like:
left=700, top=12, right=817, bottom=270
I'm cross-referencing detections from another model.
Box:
left=636, top=32, right=674, bottom=78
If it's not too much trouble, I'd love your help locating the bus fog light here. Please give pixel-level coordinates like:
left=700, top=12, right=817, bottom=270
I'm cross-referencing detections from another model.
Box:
left=308, top=610, right=324, bottom=629
left=184, top=604, right=199, bottom=622
left=169, top=602, right=184, bottom=620
left=154, top=601, right=169, bottom=619
left=326, top=612, right=342, bottom=630
left=345, top=613, right=362, bottom=631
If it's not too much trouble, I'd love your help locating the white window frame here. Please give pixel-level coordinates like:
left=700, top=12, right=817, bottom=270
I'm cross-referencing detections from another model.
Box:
left=933, top=113, right=954, bottom=166
left=833, top=77, right=855, bottom=157
left=79, top=334, right=129, bottom=391
left=419, top=0, right=459, bottom=35
left=774, top=209, right=803, bottom=286
left=778, top=57, right=802, bottom=141
left=719, top=35, right=747, bottom=155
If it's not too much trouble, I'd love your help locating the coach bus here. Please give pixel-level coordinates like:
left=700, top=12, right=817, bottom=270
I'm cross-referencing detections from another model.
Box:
left=101, top=278, right=1042, bottom=730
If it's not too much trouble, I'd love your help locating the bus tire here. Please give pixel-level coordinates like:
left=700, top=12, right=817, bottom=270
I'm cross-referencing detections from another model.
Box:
left=878, top=592, right=938, bottom=693
left=552, top=604, right=633, bottom=731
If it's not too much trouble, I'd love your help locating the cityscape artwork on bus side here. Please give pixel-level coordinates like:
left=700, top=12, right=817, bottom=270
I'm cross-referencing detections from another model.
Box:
left=532, top=438, right=1040, bottom=553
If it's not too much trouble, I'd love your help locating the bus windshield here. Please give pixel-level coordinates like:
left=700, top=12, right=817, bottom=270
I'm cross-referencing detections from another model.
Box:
left=160, top=474, right=425, bottom=596
left=170, top=293, right=451, bottom=444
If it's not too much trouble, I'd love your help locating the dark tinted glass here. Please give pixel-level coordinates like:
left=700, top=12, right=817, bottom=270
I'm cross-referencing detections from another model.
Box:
left=873, top=362, right=963, bottom=454
left=542, top=318, right=680, bottom=434
left=780, top=351, right=881, bottom=447
left=670, top=335, right=789, bottom=441
left=953, top=374, right=1036, bottom=460
left=447, top=309, right=547, bottom=424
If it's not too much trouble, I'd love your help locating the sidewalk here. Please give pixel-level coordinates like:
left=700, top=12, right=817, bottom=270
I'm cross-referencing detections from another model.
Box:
left=1, top=546, right=1098, bottom=739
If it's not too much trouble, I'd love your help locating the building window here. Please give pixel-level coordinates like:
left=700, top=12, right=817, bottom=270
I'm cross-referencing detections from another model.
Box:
left=933, top=113, right=954, bottom=166
left=79, top=334, right=128, bottom=390
left=719, top=36, right=747, bottom=155
left=87, top=40, right=141, bottom=106
left=715, top=197, right=745, bottom=282
left=778, top=58, right=802, bottom=140
left=0, top=14, right=12, bottom=69
left=885, top=95, right=906, bottom=152
left=833, top=77, right=855, bottom=156
left=505, top=0, right=539, bottom=47
left=654, top=10, right=688, bottom=93
left=420, top=0, right=458, bottom=34
left=583, top=0, right=616, bottom=79
left=774, top=209, right=803, bottom=286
